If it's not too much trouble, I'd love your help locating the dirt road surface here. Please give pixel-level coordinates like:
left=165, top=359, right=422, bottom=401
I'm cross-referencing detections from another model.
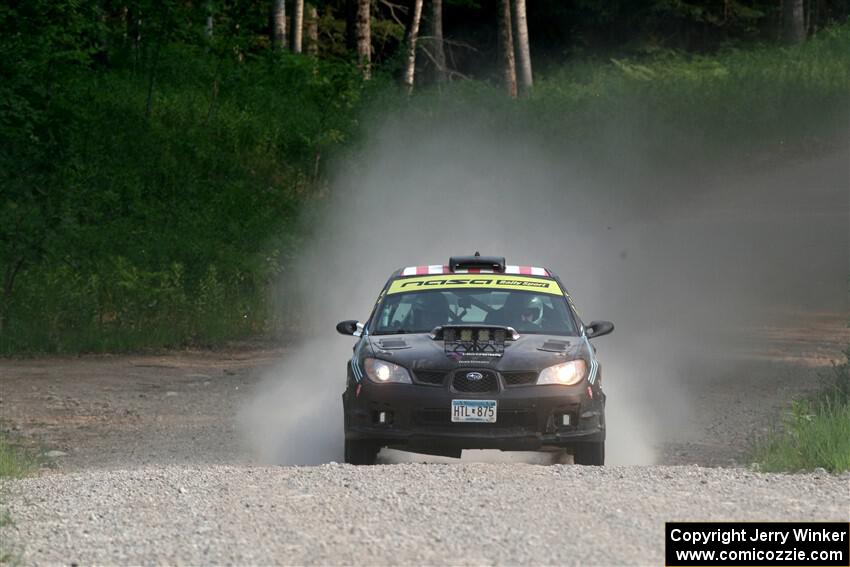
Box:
left=0, top=315, right=847, bottom=470
left=1, top=150, right=848, bottom=564
left=1, top=315, right=848, bottom=564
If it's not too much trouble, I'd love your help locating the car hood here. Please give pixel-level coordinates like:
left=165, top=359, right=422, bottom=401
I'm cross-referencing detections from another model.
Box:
left=365, top=332, right=586, bottom=373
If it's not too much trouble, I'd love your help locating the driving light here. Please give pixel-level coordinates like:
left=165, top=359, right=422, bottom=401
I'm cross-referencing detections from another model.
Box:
left=537, top=360, right=588, bottom=386
left=363, top=358, right=412, bottom=384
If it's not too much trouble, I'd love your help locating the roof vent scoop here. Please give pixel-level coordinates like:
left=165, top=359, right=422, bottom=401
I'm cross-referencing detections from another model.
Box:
left=449, top=254, right=506, bottom=272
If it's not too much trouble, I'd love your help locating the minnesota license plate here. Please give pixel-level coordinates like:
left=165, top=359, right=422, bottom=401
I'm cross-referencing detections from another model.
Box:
left=451, top=400, right=497, bottom=423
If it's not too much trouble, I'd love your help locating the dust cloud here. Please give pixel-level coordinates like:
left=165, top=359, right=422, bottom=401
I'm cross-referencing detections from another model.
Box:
left=240, top=113, right=848, bottom=466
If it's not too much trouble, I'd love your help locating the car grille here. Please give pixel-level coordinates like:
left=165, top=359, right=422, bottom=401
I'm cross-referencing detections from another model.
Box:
left=414, top=370, right=447, bottom=385
left=502, top=371, right=538, bottom=386
left=452, top=370, right=498, bottom=393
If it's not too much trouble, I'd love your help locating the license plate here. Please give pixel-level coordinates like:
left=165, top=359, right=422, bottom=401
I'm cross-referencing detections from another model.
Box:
left=451, top=400, right=497, bottom=423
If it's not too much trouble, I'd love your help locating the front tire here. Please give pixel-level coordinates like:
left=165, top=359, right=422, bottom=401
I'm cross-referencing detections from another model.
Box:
left=573, top=441, right=604, bottom=466
left=344, top=439, right=379, bottom=465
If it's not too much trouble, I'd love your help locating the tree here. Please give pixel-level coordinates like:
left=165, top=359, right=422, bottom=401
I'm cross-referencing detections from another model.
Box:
left=292, top=0, right=305, bottom=52
left=430, top=0, right=446, bottom=82
left=403, top=0, right=424, bottom=91
left=513, top=0, right=532, bottom=93
left=205, top=2, right=214, bottom=38
left=784, top=0, right=806, bottom=43
left=306, top=5, right=319, bottom=56
left=272, top=0, right=286, bottom=50
left=498, top=0, right=517, bottom=97
left=355, top=0, right=371, bottom=78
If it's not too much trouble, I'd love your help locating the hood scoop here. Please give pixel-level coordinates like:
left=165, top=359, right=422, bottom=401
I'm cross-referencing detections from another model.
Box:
left=377, top=338, right=410, bottom=350
left=538, top=339, right=571, bottom=353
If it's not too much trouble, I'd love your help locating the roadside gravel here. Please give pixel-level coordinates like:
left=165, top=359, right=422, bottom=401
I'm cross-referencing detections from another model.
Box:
left=3, top=464, right=848, bottom=565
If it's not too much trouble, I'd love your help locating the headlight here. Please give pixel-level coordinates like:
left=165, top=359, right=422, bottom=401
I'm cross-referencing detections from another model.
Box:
left=363, top=358, right=412, bottom=384
left=537, top=360, right=588, bottom=386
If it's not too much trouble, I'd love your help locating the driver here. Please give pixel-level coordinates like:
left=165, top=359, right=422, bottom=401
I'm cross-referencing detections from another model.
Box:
left=521, top=306, right=540, bottom=324
left=516, top=297, right=543, bottom=331
left=485, top=293, right=543, bottom=331
left=412, top=292, right=450, bottom=331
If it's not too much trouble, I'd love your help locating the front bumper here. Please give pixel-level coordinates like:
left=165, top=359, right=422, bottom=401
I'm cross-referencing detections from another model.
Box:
left=343, top=380, right=605, bottom=455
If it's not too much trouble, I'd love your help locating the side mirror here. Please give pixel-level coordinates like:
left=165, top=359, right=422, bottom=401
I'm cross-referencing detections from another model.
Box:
left=336, top=320, right=362, bottom=336
left=585, top=320, right=614, bottom=339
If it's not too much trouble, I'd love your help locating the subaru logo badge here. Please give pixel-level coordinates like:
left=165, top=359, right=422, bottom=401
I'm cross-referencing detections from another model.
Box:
left=466, top=372, right=484, bottom=381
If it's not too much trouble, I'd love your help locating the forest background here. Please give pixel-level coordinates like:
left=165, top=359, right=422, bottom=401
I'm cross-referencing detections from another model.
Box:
left=1, top=0, right=847, bottom=353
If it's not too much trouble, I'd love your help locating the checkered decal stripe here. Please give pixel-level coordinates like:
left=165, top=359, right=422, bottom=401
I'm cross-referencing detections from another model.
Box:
left=400, top=265, right=549, bottom=277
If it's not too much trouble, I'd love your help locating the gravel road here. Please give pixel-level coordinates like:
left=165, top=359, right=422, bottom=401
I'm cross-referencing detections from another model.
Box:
left=1, top=152, right=848, bottom=565
left=1, top=315, right=848, bottom=565
left=3, top=465, right=848, bottom=565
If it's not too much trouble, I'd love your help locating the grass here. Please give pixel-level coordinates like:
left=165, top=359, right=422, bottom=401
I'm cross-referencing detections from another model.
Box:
left=0, top=437, right=34, bottom=479
left=752, top=347, right=850, bottom=474
left=0, top=435, right=35, bottom=564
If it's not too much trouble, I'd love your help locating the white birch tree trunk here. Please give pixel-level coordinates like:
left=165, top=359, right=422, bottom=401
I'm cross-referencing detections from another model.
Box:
left=205, top=1, right=214, bottom=39
left=306, top=5, right=319, bottom=56
left=403, top=0, right=424, bottom=92
left=356, top=0, right=371, bottom=78
left=273, top=0, right=287, bottom=50
left=293, top=0, right=305, bottom=53
left=498, top=0, right=518, bottom=98
left=513, top=0, right=533, bottom=93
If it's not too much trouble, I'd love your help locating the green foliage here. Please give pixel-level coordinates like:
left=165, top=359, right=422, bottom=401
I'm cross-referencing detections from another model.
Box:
left=0, top=435, right=33, bottom=564
left=393, top=25, right=850, bottom=167
left=0, top=437, right=34, bottom=479
left=2, top=0, right=848, bottom=353
left=542, top=24, right=849, bottom=157
left=753, top=348, right=850, bottom=474
left=1, top=21, right=371, bottom=351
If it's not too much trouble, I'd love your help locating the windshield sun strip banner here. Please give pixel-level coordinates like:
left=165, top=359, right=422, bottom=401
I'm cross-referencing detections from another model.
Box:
left=386, top=274, right=564, bottom=296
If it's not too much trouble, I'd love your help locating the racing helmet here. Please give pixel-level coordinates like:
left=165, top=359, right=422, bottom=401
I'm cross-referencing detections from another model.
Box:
left=519, top=296, right=543, bottom=325
left=412, top=292, right=450, bottom=331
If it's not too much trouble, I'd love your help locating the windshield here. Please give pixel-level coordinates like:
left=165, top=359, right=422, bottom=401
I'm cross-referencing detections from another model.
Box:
left=370, top=288, right=578, bottom=335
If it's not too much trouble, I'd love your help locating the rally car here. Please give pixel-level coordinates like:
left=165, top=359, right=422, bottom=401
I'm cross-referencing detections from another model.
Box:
left=336, top=254, right=613, bottom=465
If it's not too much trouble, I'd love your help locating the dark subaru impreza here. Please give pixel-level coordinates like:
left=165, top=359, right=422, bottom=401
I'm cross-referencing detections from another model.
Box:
left=336, top=255, right=613, bottom=465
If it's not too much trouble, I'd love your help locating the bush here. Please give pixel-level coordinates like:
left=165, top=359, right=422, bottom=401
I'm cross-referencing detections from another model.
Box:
left=1, top=47, right=372, bottom=353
